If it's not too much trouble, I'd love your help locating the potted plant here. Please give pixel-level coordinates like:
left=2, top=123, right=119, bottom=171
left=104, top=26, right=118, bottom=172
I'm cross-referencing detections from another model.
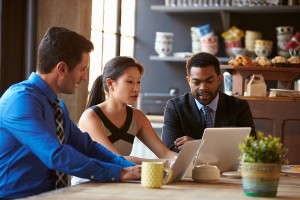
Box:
left=239, top=132, right=288, bottom=197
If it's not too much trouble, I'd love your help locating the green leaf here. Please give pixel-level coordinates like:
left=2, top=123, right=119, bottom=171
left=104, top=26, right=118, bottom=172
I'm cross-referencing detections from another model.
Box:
left=239, top=131, right=288, bottom=164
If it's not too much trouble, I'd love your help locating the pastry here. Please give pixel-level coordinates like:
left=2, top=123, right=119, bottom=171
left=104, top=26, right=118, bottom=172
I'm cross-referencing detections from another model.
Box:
left=228, top=59, right=240, bottom=67
left=254, top=56, right=272, bottom=67
left=288, top=56, right=300, bottom=68
left=228, top=54, right=253, bottom=67
left=236, top=54, right=253, bottom=66
left=287, top=56, right=300, bottom=64
left=271, top=56, right=288, bottom=67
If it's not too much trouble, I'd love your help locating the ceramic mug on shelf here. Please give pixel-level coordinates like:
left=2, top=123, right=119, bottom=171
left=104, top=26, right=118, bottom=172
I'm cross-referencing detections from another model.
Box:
left=245, top=30, right=262, bottom=56
left=141, top=162, right=173, bottom=188
left=254, top=39, right=273, bottom=58
left=276, top=26, right=294, bottom=58
left=224, top=39, right=242, bottom=57
left=154, top=32, right=174, bottom=57
left=200, top=35, right=219, bottom=55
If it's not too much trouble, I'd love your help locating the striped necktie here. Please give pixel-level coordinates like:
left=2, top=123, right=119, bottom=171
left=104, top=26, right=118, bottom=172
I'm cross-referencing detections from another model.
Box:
left=202, top=105, right=214, bottom=128
left=52, top=98, right=68, bottom=188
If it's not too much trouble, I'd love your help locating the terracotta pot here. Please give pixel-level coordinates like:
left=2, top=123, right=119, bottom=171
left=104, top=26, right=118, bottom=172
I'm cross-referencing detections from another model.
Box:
left=241, top=162, right=281, bottom=197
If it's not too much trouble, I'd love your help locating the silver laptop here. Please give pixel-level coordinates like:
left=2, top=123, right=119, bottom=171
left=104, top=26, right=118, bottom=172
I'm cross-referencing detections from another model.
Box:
left=125, top=139, right=204, bottom=183
left=185, top=127, right=251, bottom=177
left=168, top=139, right=204, bottom=182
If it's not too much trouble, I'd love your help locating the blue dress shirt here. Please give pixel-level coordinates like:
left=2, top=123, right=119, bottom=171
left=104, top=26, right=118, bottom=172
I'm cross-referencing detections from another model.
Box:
left=0, top=72, right=134, bottom=199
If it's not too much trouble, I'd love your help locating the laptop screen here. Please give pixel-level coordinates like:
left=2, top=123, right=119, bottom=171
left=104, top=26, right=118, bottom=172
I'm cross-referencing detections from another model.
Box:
left=185, top=127, right=251, bottom=177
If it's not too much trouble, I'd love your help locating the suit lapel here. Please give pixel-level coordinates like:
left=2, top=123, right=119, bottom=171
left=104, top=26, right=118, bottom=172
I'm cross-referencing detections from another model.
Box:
left=215, top=92, right=228, bottom=127
left=187, top=93, right=205, bottom=129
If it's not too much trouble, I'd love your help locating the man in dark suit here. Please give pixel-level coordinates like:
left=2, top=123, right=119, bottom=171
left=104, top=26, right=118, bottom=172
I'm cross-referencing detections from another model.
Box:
left=162, top=52, right=256, bottom=152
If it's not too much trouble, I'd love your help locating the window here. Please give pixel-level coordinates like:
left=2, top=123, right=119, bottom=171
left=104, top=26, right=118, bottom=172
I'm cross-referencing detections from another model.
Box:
left=89, top=0, right=136, bottom=90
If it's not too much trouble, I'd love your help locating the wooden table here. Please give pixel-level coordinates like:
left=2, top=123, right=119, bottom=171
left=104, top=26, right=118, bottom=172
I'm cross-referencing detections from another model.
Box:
left=20, top=175, right=300, bottom=199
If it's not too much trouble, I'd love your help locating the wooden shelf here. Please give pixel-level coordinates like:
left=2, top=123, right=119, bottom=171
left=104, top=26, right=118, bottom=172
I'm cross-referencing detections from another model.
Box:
left=150, top=55, right=188, bottom=62
left=148, top=59, right=300, bottom=81
left=239, top=96, right=300, bottom=102
left=150, top=5, right=300, bottom=30
left=150, top=55, right=230, bottom=64
left=222, top=65, right=300, bottom=95
left=224, top=66, right=300, bottom=81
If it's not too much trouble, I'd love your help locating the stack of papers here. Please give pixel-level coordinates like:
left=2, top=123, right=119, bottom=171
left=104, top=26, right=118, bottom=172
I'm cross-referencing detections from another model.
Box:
left=269, top=89, right=300, bottom=98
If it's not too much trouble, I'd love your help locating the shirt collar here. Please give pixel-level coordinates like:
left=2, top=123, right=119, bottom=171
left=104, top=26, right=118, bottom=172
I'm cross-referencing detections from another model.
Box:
left=195, top=92, right=219, bottom=112
left=28, top=72, right=57, bottom=104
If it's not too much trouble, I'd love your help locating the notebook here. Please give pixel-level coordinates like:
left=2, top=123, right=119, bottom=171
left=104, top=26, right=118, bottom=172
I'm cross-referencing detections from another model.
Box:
left=185, top=127, right=251, bottom=177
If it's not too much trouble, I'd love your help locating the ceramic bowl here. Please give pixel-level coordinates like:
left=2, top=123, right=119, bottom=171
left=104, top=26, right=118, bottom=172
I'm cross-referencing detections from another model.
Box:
left=196, top=24, right=213, bottom=37
left=276, top=26, right=294, bottom=35
left=245, top=30, right=262, bottom=40
left=201, top=44, right=219, bottom=56
left=225, top=39, right=242, bottom=57
left=255, top=46, right=272, bottom=58
left=192, top=162, right=220, bottom=183
left=154, top=43, right=173, bottom=57
left=255, top=39, right=273, bottom=48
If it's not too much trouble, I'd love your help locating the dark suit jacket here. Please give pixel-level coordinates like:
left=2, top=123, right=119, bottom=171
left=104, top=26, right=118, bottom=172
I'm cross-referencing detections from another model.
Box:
left=162, top=92, right=256, bottom=152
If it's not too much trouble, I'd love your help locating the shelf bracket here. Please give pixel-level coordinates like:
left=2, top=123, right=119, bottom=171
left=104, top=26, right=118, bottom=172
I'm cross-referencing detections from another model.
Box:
left=220, top=11, right=230, bottom=31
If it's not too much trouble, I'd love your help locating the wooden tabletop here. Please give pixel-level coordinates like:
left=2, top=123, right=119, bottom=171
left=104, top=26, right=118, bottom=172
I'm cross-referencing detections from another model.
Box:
left=20, top=175, right=300, bottom=199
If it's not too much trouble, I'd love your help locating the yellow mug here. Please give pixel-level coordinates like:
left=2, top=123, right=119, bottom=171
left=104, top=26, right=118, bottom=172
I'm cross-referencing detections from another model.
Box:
left=141, top=162, right=173, bottom=188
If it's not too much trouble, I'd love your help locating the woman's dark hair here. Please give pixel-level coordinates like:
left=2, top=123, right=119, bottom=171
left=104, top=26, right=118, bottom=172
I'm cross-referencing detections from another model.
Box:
left=186, top=52, right=220, bottom=76
left=37, top=26, right=94, bottom=73
left=86, top=56, right=144, bottom=109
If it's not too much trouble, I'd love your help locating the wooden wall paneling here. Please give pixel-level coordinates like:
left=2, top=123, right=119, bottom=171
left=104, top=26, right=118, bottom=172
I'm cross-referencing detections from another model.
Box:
left=253, top=118, right=274, bottom=136
left=282, top=120, right=300, bottom=164
left=37, top=0, right=92, bottom=123
left=245, top=98, right=300, bottom=164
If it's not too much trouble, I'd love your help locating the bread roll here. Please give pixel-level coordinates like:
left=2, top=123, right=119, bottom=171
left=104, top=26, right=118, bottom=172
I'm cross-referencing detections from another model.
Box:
left=228, top=54, right=253, bottom=67
left=254, top=56, right=272, bottom=67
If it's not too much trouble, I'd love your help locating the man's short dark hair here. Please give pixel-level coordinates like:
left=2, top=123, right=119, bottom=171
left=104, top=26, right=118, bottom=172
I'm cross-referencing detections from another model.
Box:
left=185, top=52, right=220, bottom=76
left=37, top=27, right=94, bottom=73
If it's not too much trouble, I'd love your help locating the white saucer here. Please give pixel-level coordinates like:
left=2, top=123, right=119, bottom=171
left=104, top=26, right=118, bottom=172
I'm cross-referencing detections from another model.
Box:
left=281, top=165, right=300, bottom=177
left=281, top=169, right=300, bottom=177
left=222, top=171, right=241, bottom=179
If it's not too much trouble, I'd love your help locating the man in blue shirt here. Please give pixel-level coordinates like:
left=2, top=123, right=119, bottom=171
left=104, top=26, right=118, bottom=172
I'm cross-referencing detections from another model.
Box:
left=0, top=27, right=141, bottom=199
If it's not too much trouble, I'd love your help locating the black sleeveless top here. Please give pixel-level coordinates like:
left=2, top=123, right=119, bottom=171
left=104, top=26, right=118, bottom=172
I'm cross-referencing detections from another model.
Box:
left=90, top=105, right=136, bottom=146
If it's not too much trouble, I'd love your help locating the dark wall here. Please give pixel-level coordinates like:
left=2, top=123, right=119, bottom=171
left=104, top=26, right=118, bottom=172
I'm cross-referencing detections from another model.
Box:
left=0, top=0, right=37, bottom=96
left=230, top=12, right=300, bottom=58
left=135, top=0, right=224, bottom=95
left=0, top=0, right=26, bottom=95
left=134, top=0, right=300, bottom=94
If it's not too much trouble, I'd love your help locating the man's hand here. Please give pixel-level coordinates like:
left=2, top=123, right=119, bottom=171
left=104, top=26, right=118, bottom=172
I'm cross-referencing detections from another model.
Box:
left=174, top=136, right=194, bottom=151
left=120, top=165, right=141, bottom=181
